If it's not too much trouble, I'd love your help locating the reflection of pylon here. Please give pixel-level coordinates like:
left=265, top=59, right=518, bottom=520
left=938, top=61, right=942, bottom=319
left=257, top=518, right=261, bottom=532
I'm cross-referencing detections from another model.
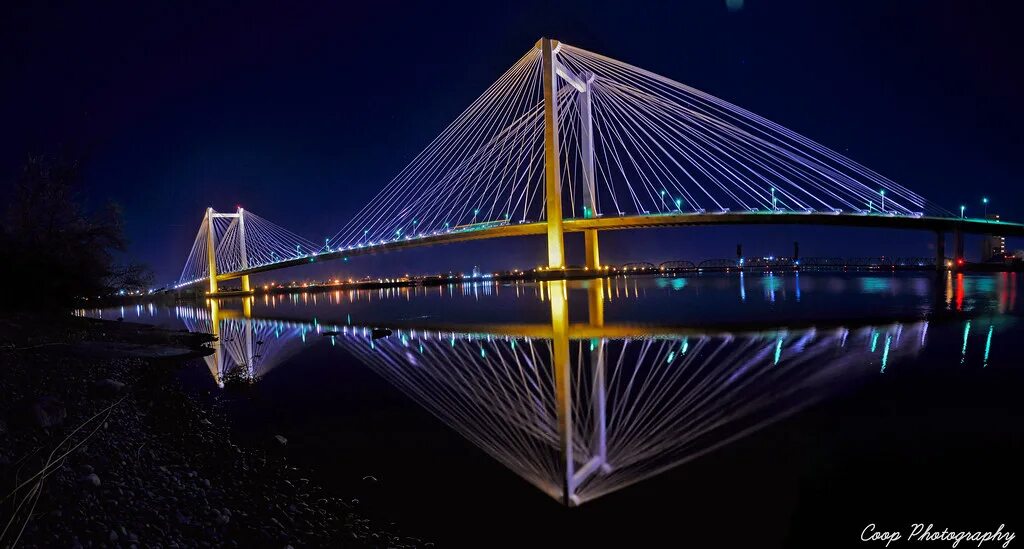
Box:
left=174, top=292, right=929, bottom=506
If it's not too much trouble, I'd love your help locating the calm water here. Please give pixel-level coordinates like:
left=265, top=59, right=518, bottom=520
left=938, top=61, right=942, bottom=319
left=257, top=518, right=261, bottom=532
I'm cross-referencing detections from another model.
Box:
left=83, top=272, right=1024, bottom=548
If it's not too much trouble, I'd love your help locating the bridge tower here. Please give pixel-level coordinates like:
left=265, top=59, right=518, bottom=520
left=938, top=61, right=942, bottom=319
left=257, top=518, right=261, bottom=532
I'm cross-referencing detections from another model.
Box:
left=204, top=207, right=252, bottom=295
left=540, top=38, right=601, bottom=270
left=205, top=207, right=219, bottom=294
left=237, top=207, right=251, bottom=293
left=580, top=69, right=600, bottom=270
left=540, top=38, right=566, bottom=268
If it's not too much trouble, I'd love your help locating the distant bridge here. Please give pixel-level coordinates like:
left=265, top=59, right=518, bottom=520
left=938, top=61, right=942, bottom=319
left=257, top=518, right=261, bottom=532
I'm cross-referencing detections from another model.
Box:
left=176, top=38, right=1024, bottom=294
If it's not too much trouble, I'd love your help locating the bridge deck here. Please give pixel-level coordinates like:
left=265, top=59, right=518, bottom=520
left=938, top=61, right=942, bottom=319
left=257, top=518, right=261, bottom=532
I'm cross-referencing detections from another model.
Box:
left=211, top=212, right=1024, bottom=282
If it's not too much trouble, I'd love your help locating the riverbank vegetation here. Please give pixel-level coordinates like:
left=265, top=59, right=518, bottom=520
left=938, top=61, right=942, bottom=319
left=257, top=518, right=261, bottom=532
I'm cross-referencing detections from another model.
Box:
left=0, top=154, right=153, bottom=310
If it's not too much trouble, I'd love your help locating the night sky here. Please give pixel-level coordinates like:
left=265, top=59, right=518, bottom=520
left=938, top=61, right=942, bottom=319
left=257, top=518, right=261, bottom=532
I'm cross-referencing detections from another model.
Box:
left=3, top=1, right=1022, bottom=286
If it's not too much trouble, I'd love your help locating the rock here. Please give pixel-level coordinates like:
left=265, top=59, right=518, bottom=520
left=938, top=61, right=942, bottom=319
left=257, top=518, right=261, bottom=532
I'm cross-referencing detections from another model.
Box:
left=78, top=464, right=94, bottom=475
left=91, top=378, right=127, bottom=398
left=11, top=395, right=66, bottom=429
left=79, top=473, right=101, bottom=487
left=274, top=435, right=288, bottom=446
left=109, top=530, right=119, bottom=542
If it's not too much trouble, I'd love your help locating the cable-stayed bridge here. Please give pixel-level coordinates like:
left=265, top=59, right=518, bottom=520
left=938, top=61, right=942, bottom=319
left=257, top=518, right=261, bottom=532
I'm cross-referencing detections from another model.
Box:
left=176, top=38, right=1024, bottom=293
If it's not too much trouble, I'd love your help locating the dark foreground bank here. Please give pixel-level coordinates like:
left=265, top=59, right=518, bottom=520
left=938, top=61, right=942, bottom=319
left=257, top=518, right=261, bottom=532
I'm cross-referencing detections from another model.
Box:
left=0, top=314, right=425, bottom=548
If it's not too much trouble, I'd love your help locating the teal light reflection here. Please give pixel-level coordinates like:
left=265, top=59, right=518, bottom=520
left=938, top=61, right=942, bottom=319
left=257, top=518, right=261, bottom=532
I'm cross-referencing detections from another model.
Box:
left=880, top=335, right=891, bottom=373
left=983, top=325, right=993, bottom=367
left=961, top=320, right=971, bottom=364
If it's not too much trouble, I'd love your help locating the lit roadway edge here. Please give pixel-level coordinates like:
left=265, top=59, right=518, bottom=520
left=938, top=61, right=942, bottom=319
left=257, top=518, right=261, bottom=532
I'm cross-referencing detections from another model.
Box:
left=211, top=212, right=1024, bottom=282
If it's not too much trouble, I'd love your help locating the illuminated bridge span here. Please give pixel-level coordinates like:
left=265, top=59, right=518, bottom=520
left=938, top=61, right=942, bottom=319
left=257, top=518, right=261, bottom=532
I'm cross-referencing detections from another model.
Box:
left=177, top=38, right=1024, bottom=292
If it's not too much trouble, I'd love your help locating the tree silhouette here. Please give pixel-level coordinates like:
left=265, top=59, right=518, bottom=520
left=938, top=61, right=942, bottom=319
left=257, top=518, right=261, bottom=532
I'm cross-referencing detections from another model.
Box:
left=1, top=154, right=152, bottom=308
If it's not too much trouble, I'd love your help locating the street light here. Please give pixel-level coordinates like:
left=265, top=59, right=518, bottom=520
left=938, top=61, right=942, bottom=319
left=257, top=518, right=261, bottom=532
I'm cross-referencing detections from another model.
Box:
left=960, top=205, right=966, bottom=219
left=983, top=197, right=989, bottom=218
left=879, top=189, right=885, bottom=213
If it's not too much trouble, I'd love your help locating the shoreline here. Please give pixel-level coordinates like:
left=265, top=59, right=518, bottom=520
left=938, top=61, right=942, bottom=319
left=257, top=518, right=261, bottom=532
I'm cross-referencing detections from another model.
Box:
left=0, top=313, right=425, bottom=548
left=100, top=264, right=1023, bottom=306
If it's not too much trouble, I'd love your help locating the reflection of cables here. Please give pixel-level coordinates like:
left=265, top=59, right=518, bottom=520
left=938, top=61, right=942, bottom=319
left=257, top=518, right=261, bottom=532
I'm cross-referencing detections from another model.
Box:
left=334, top=323, right=927, bottom=505
left=181, top=312, right=313, bottom=383
left=168, top=302, right=928, bottom=505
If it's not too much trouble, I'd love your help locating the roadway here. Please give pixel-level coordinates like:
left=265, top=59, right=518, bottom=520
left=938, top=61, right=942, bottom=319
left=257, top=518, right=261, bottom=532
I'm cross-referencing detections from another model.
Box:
left=212, top=211, right=1024, bottom=282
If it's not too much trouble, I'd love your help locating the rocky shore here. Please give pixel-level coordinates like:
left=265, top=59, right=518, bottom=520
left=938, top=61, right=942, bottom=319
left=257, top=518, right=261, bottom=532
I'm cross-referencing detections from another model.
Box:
left=0, top=314, right=425, bottom=548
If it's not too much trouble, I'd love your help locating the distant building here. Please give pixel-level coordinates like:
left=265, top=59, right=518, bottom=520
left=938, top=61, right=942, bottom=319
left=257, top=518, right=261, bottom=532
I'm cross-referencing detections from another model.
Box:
left=471, top=265, right=481, bottom=278
left=981, top=213, right=1007, bottom=262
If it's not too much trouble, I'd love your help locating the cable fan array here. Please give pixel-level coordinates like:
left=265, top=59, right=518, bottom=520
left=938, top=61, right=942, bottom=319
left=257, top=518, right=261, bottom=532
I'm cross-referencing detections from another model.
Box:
left=177, top=210, right=319, bottom=287
left=323, top=40, right=947, bottom=255
left=215, top=211, right=319, bottom=273
left=177, top=213, right=235, bottom=287
left=554, top=43, right=947, bottom=219
left=327, top=48, right=549, bottom=251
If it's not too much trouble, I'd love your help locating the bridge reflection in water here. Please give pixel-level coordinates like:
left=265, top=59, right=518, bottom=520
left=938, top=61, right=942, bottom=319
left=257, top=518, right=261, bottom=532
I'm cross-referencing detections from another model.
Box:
left=184, top=279, right=929, bottom=506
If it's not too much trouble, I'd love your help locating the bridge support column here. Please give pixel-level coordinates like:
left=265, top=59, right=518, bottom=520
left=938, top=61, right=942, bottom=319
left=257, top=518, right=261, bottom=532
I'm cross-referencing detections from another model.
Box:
left=579, top=68, right=601, bottom=271
left=953, top=226, right=964, bottom=267
left=585, top=230, right=600, bottom=271
left=540, top=38, right=566, bottom=268
left=935, top=231, right=945, bottom=271
left=205, top=207, right=219, bottom=294
left=237, top=207, right=252, bottom=293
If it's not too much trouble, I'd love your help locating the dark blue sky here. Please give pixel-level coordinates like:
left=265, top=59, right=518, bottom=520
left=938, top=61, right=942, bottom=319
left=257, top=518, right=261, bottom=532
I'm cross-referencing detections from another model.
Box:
left=3, top=1, right=1022, bottom=285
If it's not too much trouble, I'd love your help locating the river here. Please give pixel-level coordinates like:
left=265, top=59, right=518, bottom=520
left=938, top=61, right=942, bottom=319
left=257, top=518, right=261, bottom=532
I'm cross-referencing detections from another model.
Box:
left=81, top=271, right=1024, bottom=547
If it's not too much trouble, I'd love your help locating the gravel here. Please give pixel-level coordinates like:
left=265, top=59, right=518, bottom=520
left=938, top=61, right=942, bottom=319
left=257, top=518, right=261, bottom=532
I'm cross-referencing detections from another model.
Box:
left=0, top=313, right=425, bottom=548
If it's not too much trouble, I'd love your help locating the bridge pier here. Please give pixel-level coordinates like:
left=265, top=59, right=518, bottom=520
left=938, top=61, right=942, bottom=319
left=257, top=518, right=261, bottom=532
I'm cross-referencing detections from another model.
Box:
left=935, top=231, right=945, bottom=271
left=585, top=230, right=600, bottom=270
